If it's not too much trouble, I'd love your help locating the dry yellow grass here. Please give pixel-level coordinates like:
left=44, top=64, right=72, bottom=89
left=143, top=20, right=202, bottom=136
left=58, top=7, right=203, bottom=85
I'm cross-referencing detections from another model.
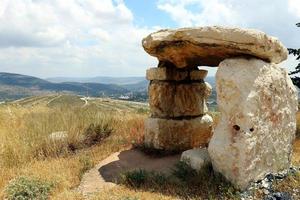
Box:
left=293, top=139, right=300, bottom=164
left=92, top=186, right=177, bottom=200
left=0, top=96, right=147, bottom=199
left=296, top=112, right=300, bottom=137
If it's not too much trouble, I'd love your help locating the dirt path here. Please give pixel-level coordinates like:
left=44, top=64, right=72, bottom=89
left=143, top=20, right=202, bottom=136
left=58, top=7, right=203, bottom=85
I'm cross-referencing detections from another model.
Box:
left=46, top=95, right=62, bottom=105
left=80, top=97, right=89, bottom=107
left=77, top=149, right=180, bottom=197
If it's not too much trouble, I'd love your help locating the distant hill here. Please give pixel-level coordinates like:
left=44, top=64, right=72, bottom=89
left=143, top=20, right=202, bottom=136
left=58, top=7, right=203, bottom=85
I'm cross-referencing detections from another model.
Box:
left=122, top=80, right=148, bottom=92
left=47, top=76, right=216, bottom=91
left=47, top=76, right=146, bottom=85
left=0, top=72, right=129, bottom=101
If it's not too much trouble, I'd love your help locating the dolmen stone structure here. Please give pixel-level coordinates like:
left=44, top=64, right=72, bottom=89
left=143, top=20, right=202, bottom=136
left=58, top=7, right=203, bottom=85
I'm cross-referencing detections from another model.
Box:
left=142, top=26, right=298, bottom=189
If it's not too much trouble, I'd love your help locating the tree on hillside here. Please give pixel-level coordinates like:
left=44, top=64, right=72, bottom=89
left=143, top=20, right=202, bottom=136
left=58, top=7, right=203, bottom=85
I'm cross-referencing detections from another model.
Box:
left=288, top=23, right=300, bottom=88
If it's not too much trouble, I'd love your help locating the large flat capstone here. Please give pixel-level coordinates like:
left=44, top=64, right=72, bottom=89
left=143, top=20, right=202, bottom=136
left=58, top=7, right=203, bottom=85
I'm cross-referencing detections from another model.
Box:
left=142, top=26, right=288, bottom=68
left=208, top=58, right=298, bottom=190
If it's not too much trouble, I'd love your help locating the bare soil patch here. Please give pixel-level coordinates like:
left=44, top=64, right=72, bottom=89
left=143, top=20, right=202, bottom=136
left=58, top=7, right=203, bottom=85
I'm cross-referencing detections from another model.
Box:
left=77, top=148, right=180, bottom=196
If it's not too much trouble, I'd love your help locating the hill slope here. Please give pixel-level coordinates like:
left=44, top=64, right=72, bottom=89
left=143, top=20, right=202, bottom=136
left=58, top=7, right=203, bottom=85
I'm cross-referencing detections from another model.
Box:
left=0, top=72, right=129, bottom=101
left=46, top=76, right=146, bottom=85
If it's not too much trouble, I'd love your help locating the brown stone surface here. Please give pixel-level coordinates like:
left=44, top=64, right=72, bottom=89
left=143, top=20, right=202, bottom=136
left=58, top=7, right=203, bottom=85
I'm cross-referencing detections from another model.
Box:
left=148, top=81, right=211, bottom=117
left=146, top=67, right=207, bottom=81
left=144, top=115, right=213, bottom=151
left=146, top=67, right=187, bottom=81
left=142, top=26, right=288, bottom=68
left=190, top=70, right=208, bottom=80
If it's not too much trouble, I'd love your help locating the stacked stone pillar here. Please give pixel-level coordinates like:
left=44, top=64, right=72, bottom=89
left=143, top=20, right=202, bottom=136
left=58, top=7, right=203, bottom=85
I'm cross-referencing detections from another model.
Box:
left=144, top=65, right=213, bottom=151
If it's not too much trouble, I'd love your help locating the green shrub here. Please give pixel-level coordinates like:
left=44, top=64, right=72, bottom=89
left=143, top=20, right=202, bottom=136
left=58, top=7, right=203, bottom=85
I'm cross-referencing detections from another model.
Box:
left=150, top=171, right=168, bottom=185
left=120, top=169, right=169, bottom=188
left=121, top=169, right=148, bottom=188
left=172, top=161, right=198, bottom=182
left=83, top=122, right=113, bottom=146
left=5, top=176, right=54, bottom=200
left=172, top=161, right=237, bottom=198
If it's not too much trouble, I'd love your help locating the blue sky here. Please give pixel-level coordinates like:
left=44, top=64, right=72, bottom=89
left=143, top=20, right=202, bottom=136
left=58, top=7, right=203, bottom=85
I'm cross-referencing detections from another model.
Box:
left=124, top=0, right=176, bottom=27
left=0, top=0, right=299, bottom=78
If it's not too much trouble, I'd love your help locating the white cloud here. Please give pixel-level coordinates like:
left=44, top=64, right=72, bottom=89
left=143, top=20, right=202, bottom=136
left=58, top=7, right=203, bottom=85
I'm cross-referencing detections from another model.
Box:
left=157, top=0, right=300, bottom=73
left=289, top=0, right=300, bottom=17
left=89, top=29, right=111, bottom=42
left=1, top=0, right=300, bottom=77
left=157, top=0, right=240, bottom=27
left=0, top=0, right=158, bottom=77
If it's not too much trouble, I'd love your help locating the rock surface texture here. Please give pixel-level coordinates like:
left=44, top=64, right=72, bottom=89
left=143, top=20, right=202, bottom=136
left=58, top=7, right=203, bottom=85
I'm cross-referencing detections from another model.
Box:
left=148, top=81, right=211, bottom=118
left=208, top=58, right=298, bottom=189
left=146, top=67, right=208, bottom=81
left=145, top=115, right=213, bottom=150
left=142, top=26, right=288, bottom=68
left=181, top=148, right=211, bottom=171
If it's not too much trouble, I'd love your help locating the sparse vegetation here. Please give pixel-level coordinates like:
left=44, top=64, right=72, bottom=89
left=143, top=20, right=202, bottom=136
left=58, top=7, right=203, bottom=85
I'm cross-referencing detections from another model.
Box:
left=271, top=171, right=300, bottom=199
left=121, top=170, right=168, bottom=189
left=121, top=169, right=149, bottom=188
left=119, top=162, right=238, bottom=199
left=172, top=161, right=198, bottom=182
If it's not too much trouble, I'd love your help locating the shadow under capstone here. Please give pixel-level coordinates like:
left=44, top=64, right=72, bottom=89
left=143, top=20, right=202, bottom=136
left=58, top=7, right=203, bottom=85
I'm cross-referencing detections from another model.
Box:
left=98, top=149, right=180, bottom=183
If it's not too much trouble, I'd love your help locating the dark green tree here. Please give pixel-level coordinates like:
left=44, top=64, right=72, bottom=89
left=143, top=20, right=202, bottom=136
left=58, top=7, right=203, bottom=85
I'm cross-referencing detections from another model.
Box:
left=288, top=23, right=300, bottom=88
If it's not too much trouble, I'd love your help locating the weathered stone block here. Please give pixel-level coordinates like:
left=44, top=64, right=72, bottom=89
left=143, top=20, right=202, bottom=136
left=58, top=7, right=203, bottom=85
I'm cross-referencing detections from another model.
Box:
left=181, top=148, right=211, bottom=172
left=146, top=67, right=188, bottom=81
left=190, top=70, right=208, bottom=81
left=149, top=82, right=211, bottom=117
left=146, top=67, right=207, bottom=81
left=144, top=114, right=213, bottom=151
left=208, top=58, right=298, bottom=189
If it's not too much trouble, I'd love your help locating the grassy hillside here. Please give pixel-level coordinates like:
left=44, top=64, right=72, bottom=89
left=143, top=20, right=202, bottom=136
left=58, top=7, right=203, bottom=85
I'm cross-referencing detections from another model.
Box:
left=0, top=72, right=129, bottom=101
left=0, top=95, right=148, bottom=199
